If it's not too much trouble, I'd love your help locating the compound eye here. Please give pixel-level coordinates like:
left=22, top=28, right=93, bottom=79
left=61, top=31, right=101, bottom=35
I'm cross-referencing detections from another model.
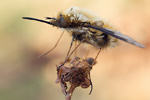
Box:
left=59, top=16, right=67, bottom=27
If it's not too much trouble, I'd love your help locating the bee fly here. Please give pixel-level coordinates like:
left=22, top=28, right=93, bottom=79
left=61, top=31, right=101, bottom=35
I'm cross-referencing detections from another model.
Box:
left=22, top=6, right=145, bottom=66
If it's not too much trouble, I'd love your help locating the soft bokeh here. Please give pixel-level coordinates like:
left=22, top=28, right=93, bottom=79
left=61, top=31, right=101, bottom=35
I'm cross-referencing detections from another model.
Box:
left=0, top=0, right=150, bottom=100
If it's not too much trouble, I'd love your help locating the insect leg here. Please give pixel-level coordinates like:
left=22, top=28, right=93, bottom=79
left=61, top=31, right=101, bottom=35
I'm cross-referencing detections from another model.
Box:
left=92, top=48, right=101, bottom=66
left=65, top=36, right=75, bottom=60
left=74, top=41, right=77, bottom=57
left=37, top=30, right=65, bottom=58
left=57, top=39, right=84, bottom=70
left=65, top=40, right=83, bottom=62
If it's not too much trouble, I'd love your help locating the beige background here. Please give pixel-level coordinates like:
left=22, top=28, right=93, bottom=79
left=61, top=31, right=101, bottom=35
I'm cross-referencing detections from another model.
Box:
left=0, top=0, right=150, bottom=100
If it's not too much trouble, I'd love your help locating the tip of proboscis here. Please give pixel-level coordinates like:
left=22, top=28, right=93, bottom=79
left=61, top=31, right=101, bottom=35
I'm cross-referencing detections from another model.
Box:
left=22, top=17, right=36, bottom=20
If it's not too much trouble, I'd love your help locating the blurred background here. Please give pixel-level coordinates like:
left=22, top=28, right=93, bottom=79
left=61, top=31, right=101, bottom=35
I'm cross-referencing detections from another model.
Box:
left=0, top=0, right=150, bottom=100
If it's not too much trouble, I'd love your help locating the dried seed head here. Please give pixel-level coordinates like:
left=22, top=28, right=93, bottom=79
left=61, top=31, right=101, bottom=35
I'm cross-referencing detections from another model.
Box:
left=56, top=57, right=96, bottom=100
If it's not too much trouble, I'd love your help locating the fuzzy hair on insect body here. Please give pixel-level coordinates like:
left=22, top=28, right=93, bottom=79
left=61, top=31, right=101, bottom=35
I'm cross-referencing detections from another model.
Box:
left=22, top=6, right=145, bottom=52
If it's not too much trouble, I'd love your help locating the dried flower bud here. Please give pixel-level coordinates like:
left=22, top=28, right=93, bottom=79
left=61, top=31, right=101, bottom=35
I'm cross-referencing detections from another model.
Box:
left=56, top=57, right=96, bottom=100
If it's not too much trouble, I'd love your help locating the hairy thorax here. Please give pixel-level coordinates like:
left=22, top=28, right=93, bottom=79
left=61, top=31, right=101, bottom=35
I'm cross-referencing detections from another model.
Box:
left=49, top=6, right=118, bottom=49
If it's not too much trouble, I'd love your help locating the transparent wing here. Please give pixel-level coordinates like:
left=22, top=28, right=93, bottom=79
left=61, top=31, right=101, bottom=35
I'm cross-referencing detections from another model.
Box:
left=86, top=25, right=145, bottom=48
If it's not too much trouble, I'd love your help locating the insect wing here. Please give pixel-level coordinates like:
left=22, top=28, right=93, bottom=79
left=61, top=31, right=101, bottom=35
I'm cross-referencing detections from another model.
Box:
left=86, top=25, right=145, bottom=48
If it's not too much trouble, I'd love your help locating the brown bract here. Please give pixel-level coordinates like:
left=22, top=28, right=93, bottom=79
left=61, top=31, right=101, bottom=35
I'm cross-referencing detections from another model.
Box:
left=56, top=57, right=96, bottom=100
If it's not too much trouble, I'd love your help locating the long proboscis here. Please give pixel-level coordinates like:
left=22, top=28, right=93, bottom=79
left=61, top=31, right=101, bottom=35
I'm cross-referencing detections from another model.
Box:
left=86, top=25, right=145, bottom=48
left=22, top=17, right=54, bottom=25
left=22, top=17, right=145, bottom=48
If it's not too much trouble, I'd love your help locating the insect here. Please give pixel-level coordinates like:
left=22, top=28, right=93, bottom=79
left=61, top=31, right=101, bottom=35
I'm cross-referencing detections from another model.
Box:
left=56, top=57, right=97, bottom=100
left=22, top=6, right=145, bottom=65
